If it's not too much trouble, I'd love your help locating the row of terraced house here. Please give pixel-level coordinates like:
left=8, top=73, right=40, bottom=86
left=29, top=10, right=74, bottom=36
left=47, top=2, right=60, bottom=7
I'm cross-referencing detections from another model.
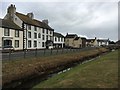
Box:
left=0, top=4, right=109, bottom=50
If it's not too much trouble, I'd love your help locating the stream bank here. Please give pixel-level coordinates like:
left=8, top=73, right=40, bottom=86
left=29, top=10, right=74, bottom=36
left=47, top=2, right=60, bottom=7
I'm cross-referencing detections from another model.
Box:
left=2, top=48, right=110, bottom=89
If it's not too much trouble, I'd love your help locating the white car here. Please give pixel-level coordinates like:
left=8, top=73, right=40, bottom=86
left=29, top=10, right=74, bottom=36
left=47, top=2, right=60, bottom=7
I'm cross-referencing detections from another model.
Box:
left=49, top=46, right=53, bottom=49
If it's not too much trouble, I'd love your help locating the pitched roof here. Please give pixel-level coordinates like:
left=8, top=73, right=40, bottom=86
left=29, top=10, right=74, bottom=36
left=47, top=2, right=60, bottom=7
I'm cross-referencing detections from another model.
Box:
left=81, top=37, right=86, bottom=40
left=65, top=34, right=77, bottom=38
left=15, top=12, right=54, bottom=31
left=54, top=32, right=64, bottom=38
left=97, top=39, right=109, bottom=42
left=74, top=37, right=80, bottom=40
left=86, top=39, right=95, bottom=42
left=0, top=18, right=22, bottom=30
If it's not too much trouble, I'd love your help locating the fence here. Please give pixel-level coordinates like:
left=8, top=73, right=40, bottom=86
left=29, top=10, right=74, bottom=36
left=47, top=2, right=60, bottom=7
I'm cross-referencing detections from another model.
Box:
left=2, top=48, right=84, bottom=61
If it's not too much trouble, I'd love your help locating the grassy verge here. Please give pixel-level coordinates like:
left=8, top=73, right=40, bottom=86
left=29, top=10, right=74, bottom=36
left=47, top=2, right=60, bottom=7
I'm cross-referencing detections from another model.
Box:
left=32, top=50, right=118, bottom=88
left=2, top=47, right=109, bottom=87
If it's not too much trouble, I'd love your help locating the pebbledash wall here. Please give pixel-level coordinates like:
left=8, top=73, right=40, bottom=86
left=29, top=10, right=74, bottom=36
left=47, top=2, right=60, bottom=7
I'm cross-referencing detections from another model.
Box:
left=3, top=4, right=54, bottom=50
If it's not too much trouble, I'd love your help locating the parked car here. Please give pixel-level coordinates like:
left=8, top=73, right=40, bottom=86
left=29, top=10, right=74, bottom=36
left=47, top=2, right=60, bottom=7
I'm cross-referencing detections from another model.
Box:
left=2, top=45, right=14, bottom=52
left=48, top=46, right=53, bottom=49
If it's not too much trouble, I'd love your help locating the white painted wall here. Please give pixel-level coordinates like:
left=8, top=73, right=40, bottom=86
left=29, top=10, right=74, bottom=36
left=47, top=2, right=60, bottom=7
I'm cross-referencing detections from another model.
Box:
left=0, top=27, right=23, bottom=50
left=54, top=36, right=64, bottom=48
left=4, top=9, right=54, bottom=50
left=98, top=41, right=109, bottom=46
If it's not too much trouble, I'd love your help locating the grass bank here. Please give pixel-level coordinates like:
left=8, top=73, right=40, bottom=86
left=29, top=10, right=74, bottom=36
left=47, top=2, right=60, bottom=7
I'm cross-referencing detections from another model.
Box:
left=2, top=47, right=109, bottom=88
left=32, top=50, right=118, bottom=88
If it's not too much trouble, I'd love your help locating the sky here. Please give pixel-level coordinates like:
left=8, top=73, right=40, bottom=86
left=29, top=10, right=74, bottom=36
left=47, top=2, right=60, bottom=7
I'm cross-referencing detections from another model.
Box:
left=0, top=0, right=119, bottom=41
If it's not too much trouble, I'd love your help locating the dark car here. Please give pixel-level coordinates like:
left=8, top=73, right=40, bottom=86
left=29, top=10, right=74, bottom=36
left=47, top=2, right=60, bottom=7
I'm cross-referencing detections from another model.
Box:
left=2, top=45, right=14, bottom=52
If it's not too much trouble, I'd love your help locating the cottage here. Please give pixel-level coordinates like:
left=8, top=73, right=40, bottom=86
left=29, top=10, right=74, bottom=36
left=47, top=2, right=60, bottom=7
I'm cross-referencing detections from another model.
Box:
left=65, top=33, right=82, bottom=48
left=86, top=37, right=98, bottom=47
left=0, top=19, right=23, bottom=50
left=54, top=32, right=64, bottom=48
left=97, top=39, right=109, bottom=46
left=73, top=37, right=82, bottom=48
left=4, top=4, right=54, bottom=50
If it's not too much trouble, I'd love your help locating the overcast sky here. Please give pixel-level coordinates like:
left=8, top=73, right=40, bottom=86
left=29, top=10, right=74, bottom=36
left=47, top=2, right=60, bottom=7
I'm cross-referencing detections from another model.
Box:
left=0, top=0, right=119, bottom=41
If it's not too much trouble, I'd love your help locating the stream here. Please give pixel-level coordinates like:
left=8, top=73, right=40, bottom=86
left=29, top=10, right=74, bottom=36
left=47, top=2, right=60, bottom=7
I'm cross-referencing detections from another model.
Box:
left=3, top=51, right=111, bottom=90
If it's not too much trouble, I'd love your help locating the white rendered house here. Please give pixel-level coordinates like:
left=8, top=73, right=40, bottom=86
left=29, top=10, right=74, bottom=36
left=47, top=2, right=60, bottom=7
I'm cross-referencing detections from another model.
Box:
left=0, top=19, right=23, bottom=50
left=97, top=39, right=109, bottom=46
left=4, top=4, right=54, bottom=50
left=54, top=32, right=64, bottom=48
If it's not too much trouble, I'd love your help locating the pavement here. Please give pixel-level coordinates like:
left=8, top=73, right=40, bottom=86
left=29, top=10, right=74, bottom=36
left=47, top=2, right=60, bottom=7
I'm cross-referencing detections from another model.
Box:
left=1, top=47, right=96, bottom=61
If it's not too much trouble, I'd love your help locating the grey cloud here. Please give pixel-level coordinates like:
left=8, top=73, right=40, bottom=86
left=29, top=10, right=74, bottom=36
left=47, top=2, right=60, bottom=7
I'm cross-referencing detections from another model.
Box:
left=0, top=1, right=118, bottom=41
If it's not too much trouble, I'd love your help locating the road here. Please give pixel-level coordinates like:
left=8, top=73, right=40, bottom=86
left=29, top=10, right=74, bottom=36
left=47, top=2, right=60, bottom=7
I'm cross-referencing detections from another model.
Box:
left=1, top=47, right=96, bottom=61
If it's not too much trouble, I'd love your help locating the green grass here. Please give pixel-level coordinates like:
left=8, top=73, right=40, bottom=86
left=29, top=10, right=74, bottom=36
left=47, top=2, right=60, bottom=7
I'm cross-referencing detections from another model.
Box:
left=32, top=50, right=118, bottom=88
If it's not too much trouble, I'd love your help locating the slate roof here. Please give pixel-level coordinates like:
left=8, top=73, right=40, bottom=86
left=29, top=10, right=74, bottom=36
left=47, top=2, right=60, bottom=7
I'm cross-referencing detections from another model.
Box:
left=86, top=39, right=95, bottom=42
left=74, top=37, right=80, bottom=40
left=54, top=32, right=64, bottom=38
left=97, top=39, right=109, bottom=42
left=16, top=12, right=54, bottom=31
left=0, top=18, right=22, bottom=30
left=81, top=37, right=86, bottom=40
left=65, top=34, right=77, bottom=38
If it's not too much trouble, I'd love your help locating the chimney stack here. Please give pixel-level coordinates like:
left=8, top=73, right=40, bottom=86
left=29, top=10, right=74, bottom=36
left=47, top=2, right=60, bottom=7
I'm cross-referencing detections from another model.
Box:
left=27, top=12, right=34, bottom=19
left=7, top=4, right=16, bottom=21
left=42, top=19, right=49, bottom=25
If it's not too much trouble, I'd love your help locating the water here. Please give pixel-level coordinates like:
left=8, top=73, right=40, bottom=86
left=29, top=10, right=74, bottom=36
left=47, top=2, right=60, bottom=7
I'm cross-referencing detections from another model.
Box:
left=3, top=51, right=109, bottom=89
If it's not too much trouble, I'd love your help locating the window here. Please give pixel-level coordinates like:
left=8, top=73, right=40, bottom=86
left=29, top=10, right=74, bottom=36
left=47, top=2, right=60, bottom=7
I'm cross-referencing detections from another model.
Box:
left=55, top=37, right=57, bottom=41
left=42, top=35, right=45, bottom=40
left=34, top=26, right=37, bottom=31
left=15, top=30, right=19, bottom=37
left=46, top=29, right=48, bottom=34
left=38, top=33, right=41, bottom=38
left=34, top=32, right=37, bottom=39
left=28, top=32, right=31, bottom=38
left=50, top=36, right=53, bottom=40
left=42, top=42, right=45, bottom=47
left=61, top=38, right=63, bottom=42
left=28, top=25, right=31, bottom=30
left=34, top=41, right=37, bottom=47
left=42, top=28, right=44, bottom=33
left=50, top=31, right=53, bottom=35
left=15, top=40, right=19, bottom=48
left=46, top=35, right=48, bottom=40
left=28, top=40, right=31, bottom=48
left=4, top=28, right=10, bottom=36
left=58, top=38, right=60, bottom=42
